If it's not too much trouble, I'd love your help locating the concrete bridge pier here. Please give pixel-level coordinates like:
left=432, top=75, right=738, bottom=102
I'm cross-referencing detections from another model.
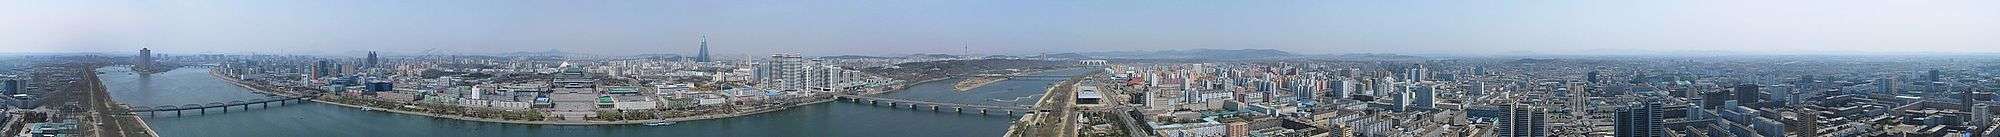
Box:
left=930, top=105, right=940, bottom=111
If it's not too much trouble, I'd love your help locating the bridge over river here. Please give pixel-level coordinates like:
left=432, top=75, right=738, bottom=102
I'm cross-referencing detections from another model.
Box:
left=947, top=74, right=1075, bottom=78
left=833, top=95, right=1047, bottom=116
left=120, top=91, right=320, bottom=116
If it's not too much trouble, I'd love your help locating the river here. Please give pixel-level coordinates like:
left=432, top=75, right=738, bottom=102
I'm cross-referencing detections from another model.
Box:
left=95, top=66, right=1091, bottom=137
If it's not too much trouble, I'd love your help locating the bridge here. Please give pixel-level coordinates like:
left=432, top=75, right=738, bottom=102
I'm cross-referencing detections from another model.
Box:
left=117, top=66, right=334, bottom=116
left=949, top=74, right=1073, bottom=78
left=833, top=95, right=1045, bottom=116
left=121, top=92, right=320, bottom=116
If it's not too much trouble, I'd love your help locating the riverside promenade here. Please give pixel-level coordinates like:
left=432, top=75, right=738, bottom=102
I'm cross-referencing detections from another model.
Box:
left=207, top=68, right=835, bottom=125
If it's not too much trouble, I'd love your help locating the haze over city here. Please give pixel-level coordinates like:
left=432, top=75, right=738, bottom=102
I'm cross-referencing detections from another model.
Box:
left=9, top=1, right=2000, bottom=137
left=6, top=0, right=1998, bottom=56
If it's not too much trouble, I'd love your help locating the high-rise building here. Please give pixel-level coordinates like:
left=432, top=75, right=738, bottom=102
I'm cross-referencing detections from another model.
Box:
left=339, top=63, right=357, bottom=76
left=1498, top=102, right=1549, bottom=137
left=1701, top=91, right=1729, bottom=109
left=1226, top=121, right=1250, bottom=137
left=1927, top=69, right=1943, bottom=82
left=1183, top=71, right=1201, bottom=103
left=1148, top=71, right=1162, bottom=87
left=468, top=86, right=483, bottom=100
left=1968, top=86, right=1983, bottom=112
left=0, top=78, right=19, bottom=95
left=765, top=53, right=806, bottom=91
left=1376, top=77, right=1395, bottom=97
left=136, top=48, right=154, bottom=73
left=1412, top=84, right=1436, bottom=110
left=802, top=63, right=843, bottom=92
left=1586, top=71, right=1601, bottom=84
left=1404, top=64, right=1427, bottom=82
left=1466, top=81, right=1486, bottom=96
left=1880, top=77, right=1901, bottom=95
left=751, top=62, right=769, bottom=83
left=1615, top=100, right=1665, bottom=137
left=1333, top=77, right=1354, bottom=100
left=1750, top=117, right=1787, bottom=137
left=1734, top=84, right=1761, bottom=107
left=1974, top=103, right=1992, bottom=127
left=696, top=34, right=711, bottom=62
left=311, top=60, right=331, bottom=79
left=1391, top=83, right=1410, bottom=111
left=366, top=51, right=379, bottom=68
left=1294, top=77, right=1318, bottom=107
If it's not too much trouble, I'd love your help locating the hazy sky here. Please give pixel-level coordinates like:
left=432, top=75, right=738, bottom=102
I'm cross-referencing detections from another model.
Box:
left=4, top=0, right=1997, bottom=56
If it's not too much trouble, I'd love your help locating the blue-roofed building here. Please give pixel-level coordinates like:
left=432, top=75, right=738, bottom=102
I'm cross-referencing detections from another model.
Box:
left=1077, top=86, right=1103, bottom=105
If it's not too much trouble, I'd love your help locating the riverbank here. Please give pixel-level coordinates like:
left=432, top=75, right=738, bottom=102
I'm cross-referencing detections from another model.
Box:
left=953, top=76, right=1009, bottom=91
left=895, top=77, right=950, bottom=92
left=1005, top=69, right=1097, bottom=137
left=310, top=96, right=834, bottom=125
left=82, top=67, right=160, bottom=137
left=204, top=68, right=838, bottom=125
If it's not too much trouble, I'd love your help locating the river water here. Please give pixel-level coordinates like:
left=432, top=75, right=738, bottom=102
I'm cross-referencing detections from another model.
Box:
left=96, top=67, right=1089, bottom=137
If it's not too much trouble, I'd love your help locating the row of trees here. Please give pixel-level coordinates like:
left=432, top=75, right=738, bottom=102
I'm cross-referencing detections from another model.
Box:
left=321, top=96, right=546, bottom=121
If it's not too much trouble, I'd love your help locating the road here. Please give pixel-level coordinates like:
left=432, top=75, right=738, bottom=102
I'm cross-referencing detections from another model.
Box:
left=82, top=68, right=157, bottom=137
left=1098, top=81, right=1152, bottom=137
left=1009, top=70, right=1101, bottom=137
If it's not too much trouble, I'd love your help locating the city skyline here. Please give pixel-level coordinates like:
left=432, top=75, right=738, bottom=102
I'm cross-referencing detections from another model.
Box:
left=6, top=0, right=2000, bottom=56
left=10, top=1, right=2000, bottom=137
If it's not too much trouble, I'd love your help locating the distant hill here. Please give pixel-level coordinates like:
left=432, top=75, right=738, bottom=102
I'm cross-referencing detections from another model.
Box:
left=907, top=53, right=963, bottom=59
left=1323, top=53, right=1423, bottom=60
left=822, top=55, right=896, bottom=59
left=498, top=49, right=596, bottom=57
left=1029, top=53, right=1092, bottom=59
left=861, top=59, right=1074, bottom=81
left=1076, top=49, right=1296, bottom=59
left=983, top=55, right=1023, bottom=59
left=629, top=54, right=684, bottom=60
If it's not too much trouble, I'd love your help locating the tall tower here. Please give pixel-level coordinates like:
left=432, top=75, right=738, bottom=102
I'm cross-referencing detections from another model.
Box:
left=366, top=51, right=379, bottom=68
left=697, top=34, right=711, bottom=62
left=136, top=48, right=154, bottom=73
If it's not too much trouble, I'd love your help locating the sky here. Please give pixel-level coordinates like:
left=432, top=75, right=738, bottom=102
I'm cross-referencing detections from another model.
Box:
left=3, top=0, right=1997, bottom=56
